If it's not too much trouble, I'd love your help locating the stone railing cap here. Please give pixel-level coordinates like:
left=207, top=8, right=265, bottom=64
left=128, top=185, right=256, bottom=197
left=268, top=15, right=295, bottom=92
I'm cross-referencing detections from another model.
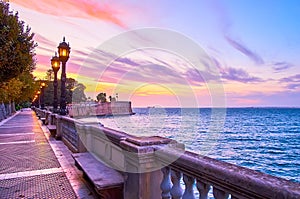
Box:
left=126, top=136, right=174, bottom=146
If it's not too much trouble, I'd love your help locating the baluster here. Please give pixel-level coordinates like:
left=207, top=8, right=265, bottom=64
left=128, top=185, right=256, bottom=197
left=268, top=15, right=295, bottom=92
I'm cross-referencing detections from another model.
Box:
left=213, top=187, right=229, bottom=199
left=196, top=181, right=210, bottom=199
left=170, top=170, right=183, bottom=199
left=161, top=167, right=172, bottom=199
left=182, top=174, right=196, bottom=199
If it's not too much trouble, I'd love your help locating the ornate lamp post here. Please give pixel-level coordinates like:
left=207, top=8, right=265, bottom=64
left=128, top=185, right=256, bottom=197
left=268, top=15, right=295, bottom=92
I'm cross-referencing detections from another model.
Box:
left=40, top=82, right=46, bottom=109
left=51, top=53, right=60, bottom=113
left=57, top=37, right=71, bottom=115
left=37, top=90, right=41, bottom=108
left=32, top=94, right=38, bottom=107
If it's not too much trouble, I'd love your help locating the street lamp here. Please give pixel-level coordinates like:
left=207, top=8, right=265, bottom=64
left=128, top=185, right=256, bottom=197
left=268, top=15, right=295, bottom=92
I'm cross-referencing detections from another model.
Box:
left=37, top=91, right=41, bottom=108
left=58, top=37, right=71, bottom=115
left=32, top=94, right=38, bottom=107
left=51, top=52, right=60, bottom=113
left=40, top=82, right=46, bottom=109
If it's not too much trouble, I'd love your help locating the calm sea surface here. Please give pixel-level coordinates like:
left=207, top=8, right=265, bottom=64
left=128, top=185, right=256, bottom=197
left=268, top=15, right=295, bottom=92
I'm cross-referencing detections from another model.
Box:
left=84, top=108, right=300, bottom=182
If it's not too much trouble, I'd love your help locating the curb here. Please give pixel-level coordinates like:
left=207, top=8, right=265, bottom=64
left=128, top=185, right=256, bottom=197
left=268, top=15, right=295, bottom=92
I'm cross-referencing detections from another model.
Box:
left=0, top=111, right=20, bottom=126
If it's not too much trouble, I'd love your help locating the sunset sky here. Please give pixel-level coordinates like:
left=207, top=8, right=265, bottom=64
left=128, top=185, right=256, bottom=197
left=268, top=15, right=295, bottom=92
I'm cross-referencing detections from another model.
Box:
left=9, top=0, right=300, bottom=107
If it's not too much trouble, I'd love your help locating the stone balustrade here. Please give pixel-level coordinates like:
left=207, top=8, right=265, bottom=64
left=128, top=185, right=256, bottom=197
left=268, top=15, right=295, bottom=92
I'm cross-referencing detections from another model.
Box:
left=156, top=149, right=300, bottom=199
left=34, top=108, right=45, bottom=119
left=50, top=113, right=57, bottom=125
left=57, top=115, right=86, bottom=152
left=33, top=108, right=300, bottom=199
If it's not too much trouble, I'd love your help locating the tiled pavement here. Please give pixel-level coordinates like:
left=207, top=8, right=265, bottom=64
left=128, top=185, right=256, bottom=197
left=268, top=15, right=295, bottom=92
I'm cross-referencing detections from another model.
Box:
left=0, top=109, right=97, bottom=199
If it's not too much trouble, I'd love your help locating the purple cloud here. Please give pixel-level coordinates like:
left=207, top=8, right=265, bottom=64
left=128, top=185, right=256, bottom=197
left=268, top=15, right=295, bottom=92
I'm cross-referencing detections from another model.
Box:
left=280, top=74, right=300, bottom=83
left=79, top=46, right=265, bottom=87
left=151, top=57, right=173, bottom=68
left=221, top=67, right=262, bottom=83
left=34, top=33, right=56, bottom=47
left=85, top=48, right=141, bottom=69
left=225, top=35, right=264, bottom=65
left=286, top=83, right=300, bottom=90
left=72, top=49, right=91, bottom=58
left=209, top=57, right=263, bottom=83
left=184, top=68, right=222, bottom=86
left=272, top=62, right=293, bottom=72
left=137, top=64, right=184, bottom=83
left=279, top=74, right=300, bottom=90
left=116, top=57, right=140, bottom=67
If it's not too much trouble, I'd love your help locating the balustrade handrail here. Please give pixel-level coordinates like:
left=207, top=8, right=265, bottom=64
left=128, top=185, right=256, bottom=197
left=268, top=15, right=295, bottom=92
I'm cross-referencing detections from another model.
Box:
left=155, top=146, right=300, bottom=198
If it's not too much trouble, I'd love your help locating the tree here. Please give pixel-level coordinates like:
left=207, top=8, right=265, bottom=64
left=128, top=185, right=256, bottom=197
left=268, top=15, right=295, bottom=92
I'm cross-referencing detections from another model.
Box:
left=0, top=1, right=37, bottom=115
left=0, top=1, right=37, bottom=84
left=97, top=93, right=107, bottom=103
left=0, top=71, right=37, bottom=102
left=65, top=78, right=76, bottom=104
left=72, top=83, right=87, bottom=103
left=0, top=78, right=23, bottom=103
left=15, top=72, right=39, bottom=103
left=45, top=69, right=53, bottom=81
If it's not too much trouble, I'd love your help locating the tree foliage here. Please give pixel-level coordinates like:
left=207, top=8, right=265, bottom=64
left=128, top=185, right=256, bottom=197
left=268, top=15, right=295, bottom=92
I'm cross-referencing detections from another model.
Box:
left=72, top=83, right=87, bottom=103
left=0, top=1, right=37, bottom=84
left=0, top=78, right=22, bottom=103
left=43, top=78, right=87, bottom=106
left=0, top=1, right=37, bottom=106
left=17, top=72, right=39, bottom=103
left=97, top=93, right=107, bottom=103
left=45, top=69, right=53, bottom=81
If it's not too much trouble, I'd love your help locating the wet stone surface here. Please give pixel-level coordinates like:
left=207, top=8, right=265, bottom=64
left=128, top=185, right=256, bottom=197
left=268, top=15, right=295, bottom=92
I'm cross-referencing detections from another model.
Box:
left=0, top=172, right=76, bottom=198
left=0, top=121, right=61, bottom=174
left=0, top=110, right=80, bottom=198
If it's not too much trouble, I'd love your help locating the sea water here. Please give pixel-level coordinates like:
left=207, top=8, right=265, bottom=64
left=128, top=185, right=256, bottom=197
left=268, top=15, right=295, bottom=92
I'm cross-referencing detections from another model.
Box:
left=87, top=107, right=300, bottom=183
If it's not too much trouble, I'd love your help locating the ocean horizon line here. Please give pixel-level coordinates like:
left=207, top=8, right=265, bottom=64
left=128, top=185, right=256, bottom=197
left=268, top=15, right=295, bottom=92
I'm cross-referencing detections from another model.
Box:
left=132, top=106, right=300, bottom=109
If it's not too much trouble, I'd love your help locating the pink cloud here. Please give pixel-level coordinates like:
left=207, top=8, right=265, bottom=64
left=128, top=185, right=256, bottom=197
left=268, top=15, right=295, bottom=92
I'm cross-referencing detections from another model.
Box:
left=12, top=0, right=126, bottom=27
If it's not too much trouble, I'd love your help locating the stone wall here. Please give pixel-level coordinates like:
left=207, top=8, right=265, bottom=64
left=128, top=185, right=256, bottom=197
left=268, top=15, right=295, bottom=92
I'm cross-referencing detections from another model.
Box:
left=68, top=101, right=134, bottom=118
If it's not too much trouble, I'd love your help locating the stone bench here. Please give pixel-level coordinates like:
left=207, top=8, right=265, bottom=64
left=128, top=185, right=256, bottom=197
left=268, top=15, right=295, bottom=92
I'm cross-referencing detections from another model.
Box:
left=47, top=125, right=56, bottom=137
left=72, top=152, right=124, bottom=199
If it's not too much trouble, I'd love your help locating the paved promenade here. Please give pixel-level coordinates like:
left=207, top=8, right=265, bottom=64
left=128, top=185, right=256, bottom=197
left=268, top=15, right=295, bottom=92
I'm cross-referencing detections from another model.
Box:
left=0, top=109, right=96, bottom=198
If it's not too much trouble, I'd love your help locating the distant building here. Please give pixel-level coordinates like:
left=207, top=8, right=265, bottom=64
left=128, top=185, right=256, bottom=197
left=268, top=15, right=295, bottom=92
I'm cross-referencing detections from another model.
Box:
left=67, top=101, right=134, bottom=117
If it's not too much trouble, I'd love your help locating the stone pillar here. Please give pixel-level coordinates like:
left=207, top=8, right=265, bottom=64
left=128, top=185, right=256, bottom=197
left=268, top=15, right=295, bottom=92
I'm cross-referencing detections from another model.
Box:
left=55, top=115, right=63, bottom=140
left=76, top=123, right=88, bottom=153
left=119, top=137, right=174, bottom=199
left=76, top=124, right=184, bottom=199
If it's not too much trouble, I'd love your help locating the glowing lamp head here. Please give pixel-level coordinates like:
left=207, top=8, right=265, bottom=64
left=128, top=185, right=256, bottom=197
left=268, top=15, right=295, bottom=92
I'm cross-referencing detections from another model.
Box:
left=41, top=82, right=46, bottom=87
left=37, top=91, right=41, bottom=94
left=58, top=37, right=71, bottom=62
left=51, top=52, right=60, bottom=72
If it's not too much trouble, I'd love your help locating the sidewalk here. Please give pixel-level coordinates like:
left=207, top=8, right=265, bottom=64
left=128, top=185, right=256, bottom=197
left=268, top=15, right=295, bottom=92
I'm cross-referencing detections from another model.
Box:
left=0, top=109, right=96, bottom=198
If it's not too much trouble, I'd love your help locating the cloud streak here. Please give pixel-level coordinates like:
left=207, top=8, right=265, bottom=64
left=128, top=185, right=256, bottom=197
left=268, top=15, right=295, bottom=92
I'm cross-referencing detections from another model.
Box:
left=221, top=67, right=263, bottom=83
left=272, top=62, right=293, bottom=72
left=210, top=57, right=262, bottom=83
left=12, top=0, right=126, bottom=27
left=279, top=74, right=300, bottom=90
left=280, top=74, right=300, bottom=83
left=225, top=35, right=264, bottom=65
